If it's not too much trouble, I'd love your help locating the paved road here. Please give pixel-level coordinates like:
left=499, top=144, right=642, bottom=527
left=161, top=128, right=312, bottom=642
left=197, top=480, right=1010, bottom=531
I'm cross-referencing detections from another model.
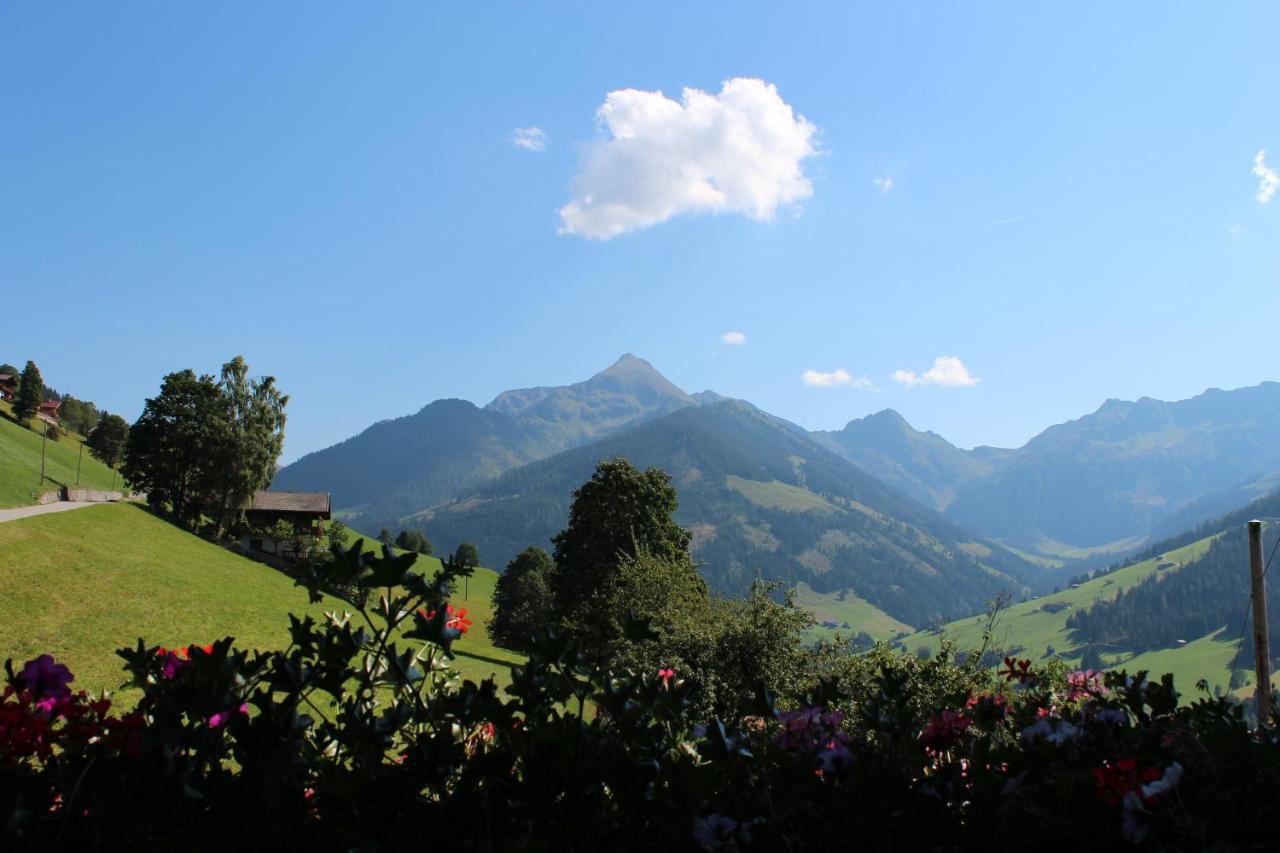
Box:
left=0, top=501, right=106, bottom=524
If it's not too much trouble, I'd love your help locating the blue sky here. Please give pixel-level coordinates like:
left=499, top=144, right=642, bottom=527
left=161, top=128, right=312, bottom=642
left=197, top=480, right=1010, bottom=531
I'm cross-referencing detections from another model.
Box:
left=3, top=3, right=1279, bottom=463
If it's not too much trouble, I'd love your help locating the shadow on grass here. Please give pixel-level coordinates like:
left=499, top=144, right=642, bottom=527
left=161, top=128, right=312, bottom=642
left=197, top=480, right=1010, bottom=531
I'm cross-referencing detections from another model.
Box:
left=454, top=649, right=520, bottom=669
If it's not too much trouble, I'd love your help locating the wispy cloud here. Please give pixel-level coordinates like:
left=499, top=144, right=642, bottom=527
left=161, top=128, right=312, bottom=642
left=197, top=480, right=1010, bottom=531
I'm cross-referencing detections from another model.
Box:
left=512, top=127, right=547, bottom=152
left=802, top=368, right=876, bottom=390
left=720, top=331, right=746, bottom=346
left=983, top=215, right=1028, bottom=227
left=1254, top=149, right=1278, bottom=204
left=558, top=78, right=818, bottom=239
left=872, top=175, right=894, bottom=195
left=891, top=356, right=980, bottom=389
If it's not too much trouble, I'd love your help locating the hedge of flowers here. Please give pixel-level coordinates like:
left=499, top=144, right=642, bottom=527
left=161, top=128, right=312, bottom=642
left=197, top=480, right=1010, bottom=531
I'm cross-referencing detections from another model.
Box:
left=4, top=543, right=1280, bottom=851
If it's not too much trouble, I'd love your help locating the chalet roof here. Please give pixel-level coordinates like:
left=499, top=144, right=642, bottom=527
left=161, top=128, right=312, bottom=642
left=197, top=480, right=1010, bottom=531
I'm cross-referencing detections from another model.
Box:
left=39, top=400, right=61, bottom=411
left=0, top=374, right=15, bottom=384
left=247, top=490, right=332, bottom=515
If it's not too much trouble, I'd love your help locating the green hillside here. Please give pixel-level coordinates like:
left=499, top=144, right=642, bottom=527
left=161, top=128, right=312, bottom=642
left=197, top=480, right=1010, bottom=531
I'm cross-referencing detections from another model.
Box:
left=0, top=400, right=123, bottom=508
left=903, top=537, right=1220, bottom=686
left=793, top=582, right=913, bottom=643
left=0, top=503, right=521, bottom=697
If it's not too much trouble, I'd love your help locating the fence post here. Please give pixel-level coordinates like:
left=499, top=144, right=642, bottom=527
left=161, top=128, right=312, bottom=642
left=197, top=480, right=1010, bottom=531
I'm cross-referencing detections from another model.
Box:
left=1249, top=520, right=1272, bottom=727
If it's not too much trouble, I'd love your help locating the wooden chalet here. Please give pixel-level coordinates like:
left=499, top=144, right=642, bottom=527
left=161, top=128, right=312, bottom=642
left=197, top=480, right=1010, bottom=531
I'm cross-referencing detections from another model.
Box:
left=239, top=489, right=332, bottom=560
left=37, top=400, right=61, bottom=425
left=0, top=374, right=15, bottom=402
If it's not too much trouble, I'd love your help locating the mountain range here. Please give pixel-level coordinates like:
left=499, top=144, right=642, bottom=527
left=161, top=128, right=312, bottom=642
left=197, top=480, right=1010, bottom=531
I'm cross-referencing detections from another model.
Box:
left=273, top=355, right=1280, bottom=623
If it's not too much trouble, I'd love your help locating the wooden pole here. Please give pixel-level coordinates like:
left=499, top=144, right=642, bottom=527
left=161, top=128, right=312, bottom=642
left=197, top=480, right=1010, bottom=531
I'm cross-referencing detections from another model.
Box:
left=39, top=420, right=48, bottom=485
left=76, top=440, right=84, bottom=486
left=1249, top=520, right=1272, bottom=727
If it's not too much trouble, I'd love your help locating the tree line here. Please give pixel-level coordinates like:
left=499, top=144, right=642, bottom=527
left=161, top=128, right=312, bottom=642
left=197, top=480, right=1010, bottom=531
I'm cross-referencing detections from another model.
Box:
left=2, top=358, right=130, bottom=473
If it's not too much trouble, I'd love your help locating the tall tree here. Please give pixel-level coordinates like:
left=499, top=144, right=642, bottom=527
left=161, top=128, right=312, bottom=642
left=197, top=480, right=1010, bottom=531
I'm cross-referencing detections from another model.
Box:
left=453, top=542, right=480, bottom=570
left=123, top=369, right=226, bottom=526
left=87, top=413, right=129, bottom=470
left=13, top=360, right=43, bottom=424
left=209, top=356, right=288, bottom=535
left=551, top=458, right=693, bottom=643
left=489, top=546, right=555, bottom=650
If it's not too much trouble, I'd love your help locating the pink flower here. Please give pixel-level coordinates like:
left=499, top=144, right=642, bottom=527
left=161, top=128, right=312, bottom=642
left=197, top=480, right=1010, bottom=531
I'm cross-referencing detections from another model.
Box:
left=658, top=668, right=676, bottom=688
left=208, top=703, right=249, bottom=729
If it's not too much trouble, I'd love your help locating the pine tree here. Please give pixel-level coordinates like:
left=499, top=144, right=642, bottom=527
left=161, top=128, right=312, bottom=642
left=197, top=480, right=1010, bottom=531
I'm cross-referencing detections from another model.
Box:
left=13, top=360, right=43, bottom=424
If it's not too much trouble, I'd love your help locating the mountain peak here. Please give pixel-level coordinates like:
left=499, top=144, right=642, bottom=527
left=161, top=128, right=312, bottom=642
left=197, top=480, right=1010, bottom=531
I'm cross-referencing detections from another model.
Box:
left=598, top=352, right=661, bottom=378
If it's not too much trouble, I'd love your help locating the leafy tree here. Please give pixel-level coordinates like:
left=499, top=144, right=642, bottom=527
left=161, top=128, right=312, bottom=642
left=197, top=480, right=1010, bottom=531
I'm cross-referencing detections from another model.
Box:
left=551, top=458, right=692, bottom=642
left=86, top=413, right=129, bottom=470
left=58, top=395, right=101, bottom=436
left=489, top=546, right=555, bottom=650
left=453, top=541, right=480, bottom=570
left=395, top=528, right=433, bottom=555
left=325, top=519, right=349, bottom=550
left=13, top=360, right=43, bottom=424
left=123, top=369, right=226, bottom=526
left=378, top=528, right=393, bottom=546
left=208, top=356, right=288, bottom=536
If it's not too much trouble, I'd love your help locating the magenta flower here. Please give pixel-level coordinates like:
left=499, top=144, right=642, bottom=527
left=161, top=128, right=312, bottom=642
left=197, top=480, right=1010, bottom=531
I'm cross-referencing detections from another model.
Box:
left=658, top=667, right=676, bottom=688
left=16, top=655, right=74, bottom=700
left=208, top=702, right=249, bottom=729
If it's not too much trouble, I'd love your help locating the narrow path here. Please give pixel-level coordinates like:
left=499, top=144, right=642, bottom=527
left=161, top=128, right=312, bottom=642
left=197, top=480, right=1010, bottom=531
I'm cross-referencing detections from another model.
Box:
left=0, top=501, right=105, bottom=524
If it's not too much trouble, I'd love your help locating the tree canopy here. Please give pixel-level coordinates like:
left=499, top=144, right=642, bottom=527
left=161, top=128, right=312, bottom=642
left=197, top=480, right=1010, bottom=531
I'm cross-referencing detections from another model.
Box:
left=488, top=546, right=555, bottom=650
left=395, top=528, right=433, bottom=555
left=87, top=413, right=129, bottom=470
left=122, top=357, right=287, bottom=531
left=550, top=458, right=692, bottom=641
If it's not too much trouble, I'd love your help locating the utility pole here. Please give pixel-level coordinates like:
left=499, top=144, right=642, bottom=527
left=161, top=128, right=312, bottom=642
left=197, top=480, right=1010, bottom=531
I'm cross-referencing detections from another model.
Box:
left=39, top=419, right=49, bottom=485
left=76, top=439, right=84, bottom=486
left=1249, top=520, right=1272, bottom=727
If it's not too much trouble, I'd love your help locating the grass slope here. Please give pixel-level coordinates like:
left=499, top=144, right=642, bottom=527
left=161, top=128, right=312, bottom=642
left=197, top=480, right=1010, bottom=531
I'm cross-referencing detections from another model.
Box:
left=725, top=475, right=839, bottom=514
left=793, top=581, right=913, bottom=644
left=0, top=504, right=521, bottom=698
left=903, top=536, right=1217, bottom=683
left=0, top=401, right=123, bottom=508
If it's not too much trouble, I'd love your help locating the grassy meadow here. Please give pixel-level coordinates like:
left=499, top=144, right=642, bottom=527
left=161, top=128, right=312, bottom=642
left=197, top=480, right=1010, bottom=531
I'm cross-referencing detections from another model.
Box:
left=0, top=400, right=123, bottom=508
left=793, top=581, right=913, bottom=644
left=902, top=536, right=1229, bottom=690
left=0, top=502, right=522, bottom=699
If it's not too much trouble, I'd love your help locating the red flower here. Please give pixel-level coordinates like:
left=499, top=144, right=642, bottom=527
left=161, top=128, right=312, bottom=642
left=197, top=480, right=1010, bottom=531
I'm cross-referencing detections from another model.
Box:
left=998, top=657, right=1034, bottom=685
left=1092, top=758, right=1162, bottom=806
left=658, top=667, right=676, bottom=688
left=417, top=604, right=472, bottom=635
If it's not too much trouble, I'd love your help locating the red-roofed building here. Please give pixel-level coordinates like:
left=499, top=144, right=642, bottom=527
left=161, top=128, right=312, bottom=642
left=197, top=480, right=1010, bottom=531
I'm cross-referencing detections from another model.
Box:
left=0, top=374, right=15, bottom=403
left=37, top=400, right=61, bottom=425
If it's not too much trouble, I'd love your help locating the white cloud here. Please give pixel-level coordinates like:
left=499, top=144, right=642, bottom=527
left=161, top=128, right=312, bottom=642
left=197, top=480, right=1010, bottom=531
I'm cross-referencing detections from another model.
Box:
left=891, top=356, right=980, bottom=389
left=558, top=78, right=818, bottom=239
left=872, top=175, right=893, bottom=195
left=1254, top=149, right=1278, bottom=204
left=720, top=331, right=746, bottom=346
left=512, top=127, right=547, bottom=152
left=802, top=368, right=876, bottom=390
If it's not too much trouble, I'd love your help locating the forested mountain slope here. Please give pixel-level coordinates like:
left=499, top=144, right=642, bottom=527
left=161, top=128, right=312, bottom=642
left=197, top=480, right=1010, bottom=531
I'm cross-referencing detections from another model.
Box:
left=273, top=354, right=698, bottom=521
left=410, top=400, right=1048, bottom=627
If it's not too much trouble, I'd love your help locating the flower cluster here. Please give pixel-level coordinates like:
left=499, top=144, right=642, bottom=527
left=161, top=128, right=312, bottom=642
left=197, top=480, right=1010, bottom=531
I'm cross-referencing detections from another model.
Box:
left=920, top=709, right=972, bottom=754
left=774, top=706, right=853, bottom=775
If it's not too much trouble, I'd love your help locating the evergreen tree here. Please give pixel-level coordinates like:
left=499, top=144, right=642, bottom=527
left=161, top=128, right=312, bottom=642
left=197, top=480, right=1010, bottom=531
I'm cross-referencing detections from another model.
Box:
left=378, top=528, right=393, bottom=546
left=489, top=547, right=555, bottom=650
left=87, top=413, right=129, bottom=470
left=13, top=360, right=43, bottom=424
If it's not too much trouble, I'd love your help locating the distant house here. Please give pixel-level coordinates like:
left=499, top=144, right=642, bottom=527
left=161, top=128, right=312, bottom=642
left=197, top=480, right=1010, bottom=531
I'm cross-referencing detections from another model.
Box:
left=239, top=489, right=332, bottom=560
left=37, top=400, right=61, bottom=425
left=0, top=374, right=16, bottom=402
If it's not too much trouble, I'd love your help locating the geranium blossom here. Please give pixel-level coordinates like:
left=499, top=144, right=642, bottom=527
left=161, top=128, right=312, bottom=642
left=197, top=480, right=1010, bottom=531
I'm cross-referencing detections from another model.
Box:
left=16, top=655, right=74, bottom=700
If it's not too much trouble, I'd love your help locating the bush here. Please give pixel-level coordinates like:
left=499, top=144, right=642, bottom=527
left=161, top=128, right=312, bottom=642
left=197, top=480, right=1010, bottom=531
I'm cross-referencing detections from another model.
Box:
left=5, top=543, right=1280, bottom=850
